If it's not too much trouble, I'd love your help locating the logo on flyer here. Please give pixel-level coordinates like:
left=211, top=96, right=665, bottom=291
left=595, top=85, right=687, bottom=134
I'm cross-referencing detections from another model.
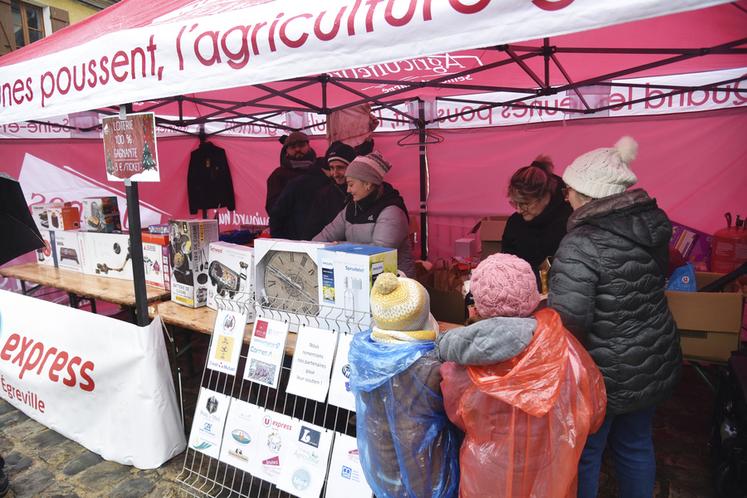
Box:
left=298, top=426, right=320, bottom=448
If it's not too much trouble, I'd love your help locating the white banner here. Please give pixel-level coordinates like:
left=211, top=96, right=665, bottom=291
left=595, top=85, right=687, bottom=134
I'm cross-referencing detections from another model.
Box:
left=0, top=0, right=728, bottom=125
left=0, top=290, right=185, bottom=469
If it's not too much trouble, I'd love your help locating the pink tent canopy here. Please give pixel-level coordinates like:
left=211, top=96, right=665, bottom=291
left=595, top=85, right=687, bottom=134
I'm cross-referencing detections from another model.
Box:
left=0, top=0, right=745, bottom=261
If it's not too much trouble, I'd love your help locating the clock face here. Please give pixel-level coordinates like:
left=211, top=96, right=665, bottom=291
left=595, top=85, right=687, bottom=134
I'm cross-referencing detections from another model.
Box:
left=261, top=250, right=319, bottom=315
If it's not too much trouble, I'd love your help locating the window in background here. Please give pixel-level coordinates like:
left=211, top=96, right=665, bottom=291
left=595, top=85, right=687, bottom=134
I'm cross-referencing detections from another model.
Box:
left=11, top=0, right=44, bottom=48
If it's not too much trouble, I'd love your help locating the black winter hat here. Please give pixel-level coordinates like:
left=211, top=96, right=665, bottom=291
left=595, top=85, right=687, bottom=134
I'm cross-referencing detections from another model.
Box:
left=325, top=141, right=357, bottom=167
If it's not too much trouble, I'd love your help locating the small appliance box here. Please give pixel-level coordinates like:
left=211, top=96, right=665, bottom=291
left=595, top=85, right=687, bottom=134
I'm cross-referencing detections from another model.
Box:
left=80, top=196, right=122, bottom=233
left=142, top=232, right=171, bottom=290
left=79, top=232, right=133, bottom=280
left=54, top=230, right=83, bottom=272
left=318, top=244, right=397, bottom=325
left=472, top=215, right=510, bottom=258
left=206, top=241, right=254, bottom=320
left=31, top=202, right=80, bottom=231
left=35, top=230, right=57, bottom=267
left=169, top=219, right=219, bottom=308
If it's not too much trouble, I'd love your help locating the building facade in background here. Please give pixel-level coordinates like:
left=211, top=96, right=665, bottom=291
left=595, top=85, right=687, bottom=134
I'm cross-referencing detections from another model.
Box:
left=0, top=0, right=117, bottom=55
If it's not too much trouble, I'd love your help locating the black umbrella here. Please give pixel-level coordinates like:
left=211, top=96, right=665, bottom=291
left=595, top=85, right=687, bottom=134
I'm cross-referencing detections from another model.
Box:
left=0, top=173, right=45, bottom=266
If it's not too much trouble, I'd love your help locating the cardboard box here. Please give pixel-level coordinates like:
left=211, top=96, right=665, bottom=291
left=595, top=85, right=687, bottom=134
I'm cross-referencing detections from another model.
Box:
left=142, top=232, right=171, bottom=290
left=54, top=230, right=83, bottom=272
left=666, top=272, right=744, bottom=363
left=169, top=219, right=219, bottom=308
left=79, top=232, right=133, bottom=280
left=318, top=244, right=397, bottom=329
left=454, top=237, right=477, bottom=260
left=472, top=215, right=509, bottom=258
left=427, top=287, right=466, bottom=325
left=35, top=230, right=57, bottom=267
left=47, top=204, right=81, bottom=231
left=207, top=241, right=254, bottom=321
left=81, top=197, right=122, bottom=233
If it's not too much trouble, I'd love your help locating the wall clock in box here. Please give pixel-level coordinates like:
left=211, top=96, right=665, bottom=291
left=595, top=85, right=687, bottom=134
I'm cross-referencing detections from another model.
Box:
left=254, top=239, right=329, bottom=318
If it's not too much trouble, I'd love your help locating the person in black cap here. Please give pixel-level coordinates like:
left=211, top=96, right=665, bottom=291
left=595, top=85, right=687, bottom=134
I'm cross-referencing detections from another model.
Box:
left=264, top=131, right=317, bottom=214
left=270, top=141, right=356, bottom=240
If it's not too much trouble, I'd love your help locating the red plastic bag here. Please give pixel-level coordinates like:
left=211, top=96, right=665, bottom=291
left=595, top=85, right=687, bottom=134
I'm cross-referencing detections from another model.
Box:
left=441, top=308, right=606, bottom=498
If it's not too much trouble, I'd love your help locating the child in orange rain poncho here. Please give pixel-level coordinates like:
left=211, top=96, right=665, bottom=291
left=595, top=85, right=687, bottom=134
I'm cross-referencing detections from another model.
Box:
left=436, top=254, right=607, bottom=498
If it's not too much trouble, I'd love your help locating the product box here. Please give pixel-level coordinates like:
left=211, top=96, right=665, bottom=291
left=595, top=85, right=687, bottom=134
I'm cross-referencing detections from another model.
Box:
left=142, top=232, right=171, bottom=290
left=81, top=197, right=122, bottom=233
left=54, top=230, right=83, bottom=272
left=253, top=238, right=330, bottom=328
left=79, top=232, right=133, bottom=280
left=318, top=244, right=397, bottom=329
left=169, top=219, right=219, bottom=308
left=666, top=272, right=744, bottom=363
left=31, top=202, right=80, bottom=232
left=454, top=237, right=477, bottom=260
left=35, top=230, right=57, bottom=267
left=670, top=221, right=712, bottom=271
left=206, top=241, right=254, bottom=321
left=471, top=215, right=510, bottom=258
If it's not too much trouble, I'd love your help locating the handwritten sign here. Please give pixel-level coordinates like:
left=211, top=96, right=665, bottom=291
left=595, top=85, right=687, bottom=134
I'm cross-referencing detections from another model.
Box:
left=102, top=112, right=160, bottom=182
left=286, top=326, right=337, bottom=402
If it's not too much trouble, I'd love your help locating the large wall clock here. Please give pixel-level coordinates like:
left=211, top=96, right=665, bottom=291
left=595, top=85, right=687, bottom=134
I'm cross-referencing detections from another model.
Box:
left=254, top=239, right=329, bottom=319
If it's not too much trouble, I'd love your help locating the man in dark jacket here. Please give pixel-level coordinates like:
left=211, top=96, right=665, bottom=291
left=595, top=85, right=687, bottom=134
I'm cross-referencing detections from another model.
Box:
left=549, top=137, right=681, bottom=498
left=264, top=131, right=317, bottom=214
left=303, top=141, right=357, bottom=240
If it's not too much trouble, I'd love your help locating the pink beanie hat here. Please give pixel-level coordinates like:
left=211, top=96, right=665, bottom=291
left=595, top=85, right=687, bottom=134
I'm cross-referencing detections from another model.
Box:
left=470, top=253, right=541, bottom=318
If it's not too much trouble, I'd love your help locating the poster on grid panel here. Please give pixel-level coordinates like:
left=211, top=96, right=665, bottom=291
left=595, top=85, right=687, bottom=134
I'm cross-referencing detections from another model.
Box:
left=276, top=421, right=334, bottom=498
left=243, top=318, right=289, bottom=389
left=328, top=332, right=356, bottom=412
left=325, top=433, right=374, bottom=498
left=286, top=325, right=338, bottom=402
left=0, top=290, right=185, bottom=469
left=207, top=309, right=247, bottom=376
left=188, top=388, right=231, bottom=460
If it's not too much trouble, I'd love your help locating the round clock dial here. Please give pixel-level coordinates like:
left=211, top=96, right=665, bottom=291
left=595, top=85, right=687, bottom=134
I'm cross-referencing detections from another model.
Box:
left=262, top=250, right=319, bottom=315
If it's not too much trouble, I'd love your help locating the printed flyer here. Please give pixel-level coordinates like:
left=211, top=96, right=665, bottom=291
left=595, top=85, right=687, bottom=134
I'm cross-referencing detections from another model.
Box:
left=286, top=326, right=338, bottom=402
left=276, top=422, right=334, bottom=498
left=218, top=399, right=262, bottom=472
left=188, top=388, right=231, bottom=459
left=327, top=333, right=356, bottom=412
left=241, top=410, right=296, bottom=485
left=325, top=433, right=373, bottom=498
left=207, top=309, right=247, bottom=376
left=243, top=318, right=289, bottom=389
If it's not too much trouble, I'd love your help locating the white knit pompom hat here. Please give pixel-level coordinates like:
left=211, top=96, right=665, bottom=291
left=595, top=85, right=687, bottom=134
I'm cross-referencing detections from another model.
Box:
left=562, top=136, right=639, bottom=198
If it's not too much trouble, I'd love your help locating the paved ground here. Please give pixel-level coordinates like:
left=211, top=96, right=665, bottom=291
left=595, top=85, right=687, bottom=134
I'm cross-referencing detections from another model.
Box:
left=0, top=337, right=719, bottom=498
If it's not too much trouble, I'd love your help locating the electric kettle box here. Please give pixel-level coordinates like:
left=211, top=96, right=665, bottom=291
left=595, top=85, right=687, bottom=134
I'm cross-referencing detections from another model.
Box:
left=317, top=244, right=397, bottom=325
left=79, top=232, right=133, bottom=280
left=206, top=241, right=254, bottom=320
left=54, top=230, right=83, bottom=272
left=168, top=219, right=219, bottom=308
left=142, top=232, right=171, bottom=290
left=81, top=197, right=122, bottom=233
left=35, top=229, right=57, bottom=267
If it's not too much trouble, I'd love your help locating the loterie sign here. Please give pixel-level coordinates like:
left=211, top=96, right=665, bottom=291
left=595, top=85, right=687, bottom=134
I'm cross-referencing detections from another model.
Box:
left=102, top=112, right=160, bottom=182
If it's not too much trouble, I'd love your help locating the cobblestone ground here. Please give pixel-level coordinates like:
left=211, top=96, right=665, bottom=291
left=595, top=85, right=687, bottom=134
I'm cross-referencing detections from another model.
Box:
left=0, top=344, right=717, bottom=498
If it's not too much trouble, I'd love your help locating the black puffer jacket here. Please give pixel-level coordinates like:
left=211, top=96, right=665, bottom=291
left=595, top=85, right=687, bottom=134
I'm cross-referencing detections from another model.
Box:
left=548, top=189, right=681, bottom=415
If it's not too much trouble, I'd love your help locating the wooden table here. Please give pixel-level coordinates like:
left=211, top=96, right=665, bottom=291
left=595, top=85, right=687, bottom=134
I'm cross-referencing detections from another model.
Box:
left=150, top=300, right=299, bottom=355
left=0, top=262, right=170, bottom=307
left=149, top=300, right=463, bottom=357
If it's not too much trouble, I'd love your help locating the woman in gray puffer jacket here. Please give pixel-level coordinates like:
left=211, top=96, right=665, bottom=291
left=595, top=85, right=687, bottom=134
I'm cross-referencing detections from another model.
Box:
left=549, top=137, right=681, bottom=498
left=313, top=151, right=416, bottom=277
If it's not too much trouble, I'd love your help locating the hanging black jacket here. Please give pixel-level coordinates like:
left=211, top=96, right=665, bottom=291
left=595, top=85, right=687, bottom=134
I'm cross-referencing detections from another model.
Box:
left=187, top=141, right=235, bottom=214
left=548, top=189, right=681, bottom=415
left=502, top=177, right=572, bottom=280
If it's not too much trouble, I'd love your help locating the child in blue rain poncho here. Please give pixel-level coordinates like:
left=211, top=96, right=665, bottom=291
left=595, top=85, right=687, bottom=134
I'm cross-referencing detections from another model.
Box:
left=348, top=272, right=461, bottom=498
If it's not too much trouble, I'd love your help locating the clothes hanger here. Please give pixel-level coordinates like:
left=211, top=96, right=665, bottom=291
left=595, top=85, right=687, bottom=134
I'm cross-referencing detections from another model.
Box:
left=396, top=129, right=444, bottom=147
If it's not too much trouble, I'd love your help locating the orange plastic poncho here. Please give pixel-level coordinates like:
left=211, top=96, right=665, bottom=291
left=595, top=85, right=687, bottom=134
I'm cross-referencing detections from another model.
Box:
left=440, top=308, right=607, bottom=498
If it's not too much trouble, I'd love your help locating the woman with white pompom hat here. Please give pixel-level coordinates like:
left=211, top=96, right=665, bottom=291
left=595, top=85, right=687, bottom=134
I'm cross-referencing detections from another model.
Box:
left=548, top=136, right=682, bottom=498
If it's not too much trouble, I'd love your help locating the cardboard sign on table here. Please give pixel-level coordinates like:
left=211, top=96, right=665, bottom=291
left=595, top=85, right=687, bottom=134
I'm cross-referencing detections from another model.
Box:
left=243, top=317, right=289, bottom=389
left=207, top=309, right=248, bottom=376
left=286, top=325, right=338, bottom=402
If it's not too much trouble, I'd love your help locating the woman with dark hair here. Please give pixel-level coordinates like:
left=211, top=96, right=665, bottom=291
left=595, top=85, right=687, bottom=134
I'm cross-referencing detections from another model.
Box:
left=502, top=156, right=572, bottom=284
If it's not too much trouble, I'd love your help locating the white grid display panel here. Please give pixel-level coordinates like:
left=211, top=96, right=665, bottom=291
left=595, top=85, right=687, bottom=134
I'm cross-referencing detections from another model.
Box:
left=177, top=295, right=367, bottom=498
